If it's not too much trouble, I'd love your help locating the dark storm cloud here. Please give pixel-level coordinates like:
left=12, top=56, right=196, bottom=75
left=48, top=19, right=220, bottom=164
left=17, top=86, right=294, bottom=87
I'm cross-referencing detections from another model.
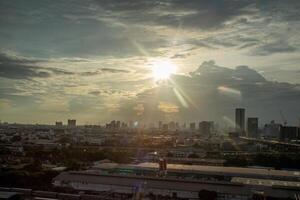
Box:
left=0, top=52, right=51, bottom=79
left=1, top=0, right=300, bottom=58
left=101, top=68, right=130, bottom=73
left=256, top=0, right=300, bottom=22
left=92, top=0, right=300, bottom=32
left=190, top=61, right=266, bottom=83
left=253, top=41, right=297, bottom=56
left=0, top=0, right=257, bottom=58
left=0, top=52, right=133, bottom=80
left=95, top=0, right=255, bottom=29
left=0, top=52, right=40, bottom=64
left=186, top=35, right=262, bottom=51
left=80, top=68, right=130, bottom=76
left=88, top=90, right=101, bottom=96
left=0, top=0, right=166, bottom=58
left=0, top=52, right=83, bottom=80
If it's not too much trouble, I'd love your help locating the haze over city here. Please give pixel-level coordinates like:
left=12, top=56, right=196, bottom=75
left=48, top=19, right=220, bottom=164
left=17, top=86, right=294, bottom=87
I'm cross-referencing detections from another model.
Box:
left=1, top=0, right=300, bottom=125
left=2, top=1, right=300, bottom=200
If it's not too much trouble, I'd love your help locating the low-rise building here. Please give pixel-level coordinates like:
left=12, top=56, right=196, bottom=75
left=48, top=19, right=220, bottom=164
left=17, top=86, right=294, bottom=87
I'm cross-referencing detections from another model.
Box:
left=53, top=163, right=300, bottom=199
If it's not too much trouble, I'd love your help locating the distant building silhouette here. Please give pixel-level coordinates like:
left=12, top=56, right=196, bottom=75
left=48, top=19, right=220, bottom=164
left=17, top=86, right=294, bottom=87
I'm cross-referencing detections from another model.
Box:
left=116, top=121, right=121, bottom=129
left=129, top=120, right=134, bottom=129
left=55, top=121, right=63, bottom=127
left=190, top=122, right=196, bottom=131
left=235, top=108, right=245, bottom=135
left=247, top=118, right=258, bottom=138
left=263, top=120, right=281, bottom=139
left=182, top=123, right=186, bottom=129
left=280, top=126, right=299, bottom=141
left=169, top=121, right=176, bottom=130
left=67, top=119, right=76, bottom=127
left=162, top=123, right=168, bottom=131
left=199, top=121, right=213, bottom=135
left=158, top=121, right=162, bottom=130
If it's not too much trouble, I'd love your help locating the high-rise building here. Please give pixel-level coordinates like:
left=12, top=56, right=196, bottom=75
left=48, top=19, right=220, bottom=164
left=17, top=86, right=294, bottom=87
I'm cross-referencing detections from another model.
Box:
left=129, top=120, right=134, bottom=129
left=182, top=123, right=186, bottom=129
left=68, top=119, right=76, bottom=127
left=111, top=120, right=116, bottom=129
left=162, top=124, right=168, bottom=131
left=280, top=126, right=299, bottom=141
left=263, top=120, right=281, bottom=139
left=235, top=108, right=245, bottom=135
left=169, top=121, right=176, bottom=130
left=199, top=121, right=212, bottom=135
left=121, top=122, right=127, bottom=129
left=247, top=117, right=258, bottom=138
left=175, top=122, right=180, bottom=130
left=190, top=122, right=196, bottom=131
left=158, top=121, right=162, bottom=130
left=116, top=121, right=121, bottom=129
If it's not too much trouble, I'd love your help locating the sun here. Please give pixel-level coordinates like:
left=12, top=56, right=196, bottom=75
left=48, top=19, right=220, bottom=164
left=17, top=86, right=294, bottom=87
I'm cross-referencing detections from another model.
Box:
left=152, top=60, right=177, bottom=81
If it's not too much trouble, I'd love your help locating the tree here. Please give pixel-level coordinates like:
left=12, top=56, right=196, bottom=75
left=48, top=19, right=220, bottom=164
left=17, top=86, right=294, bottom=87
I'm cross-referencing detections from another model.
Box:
left=198, top=189, right=217, bottom=200
left=11, top=135, right=21, bottom=142
left=188, top=152, right=200, bottom=158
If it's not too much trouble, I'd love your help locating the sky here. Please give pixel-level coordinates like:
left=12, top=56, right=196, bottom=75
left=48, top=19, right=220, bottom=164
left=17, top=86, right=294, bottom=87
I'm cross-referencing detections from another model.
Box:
left=0, top=0, right=300, bottom=126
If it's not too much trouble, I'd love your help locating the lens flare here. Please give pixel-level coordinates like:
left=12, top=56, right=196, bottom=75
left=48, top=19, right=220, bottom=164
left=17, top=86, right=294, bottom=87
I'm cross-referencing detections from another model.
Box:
left=152, top=60, right=177, bottom=80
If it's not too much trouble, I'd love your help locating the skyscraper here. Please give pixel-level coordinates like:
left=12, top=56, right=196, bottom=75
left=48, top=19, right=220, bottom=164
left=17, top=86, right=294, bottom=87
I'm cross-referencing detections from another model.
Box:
left=247, top=117, right=258, bottom=138
left=199, top=121, right=213, bottom=135
left=235, top=108, right=245, bottom=135
left=116, top=120, right=121, bottom=129
left=158, top=121, right=162, bottom=130
left=68, top=119, right=76, bottom=127
left=169, top=121, right=176, bottom=130
left=190, top=122, right=196, bottom=131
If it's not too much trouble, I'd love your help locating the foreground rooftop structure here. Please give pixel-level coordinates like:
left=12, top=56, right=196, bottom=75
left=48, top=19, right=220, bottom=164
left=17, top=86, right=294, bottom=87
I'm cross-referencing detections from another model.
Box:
left=53, top=162, right=300, bottom=199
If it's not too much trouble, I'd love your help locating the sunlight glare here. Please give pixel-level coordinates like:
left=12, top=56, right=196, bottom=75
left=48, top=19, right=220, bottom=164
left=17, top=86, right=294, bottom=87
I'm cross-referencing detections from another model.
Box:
left=152, top=60, right=177, bottom=80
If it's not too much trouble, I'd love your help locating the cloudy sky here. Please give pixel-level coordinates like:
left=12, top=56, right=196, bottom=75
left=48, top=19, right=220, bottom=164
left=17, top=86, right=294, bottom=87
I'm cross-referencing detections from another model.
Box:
left=0, top=0, right=300, bottom=125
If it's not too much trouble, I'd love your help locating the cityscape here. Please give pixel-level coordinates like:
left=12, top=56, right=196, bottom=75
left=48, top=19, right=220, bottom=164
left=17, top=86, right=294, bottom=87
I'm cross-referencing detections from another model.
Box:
left=1, top=108, right=300, bottom=199
left=1, top=0, right=300, bottom=200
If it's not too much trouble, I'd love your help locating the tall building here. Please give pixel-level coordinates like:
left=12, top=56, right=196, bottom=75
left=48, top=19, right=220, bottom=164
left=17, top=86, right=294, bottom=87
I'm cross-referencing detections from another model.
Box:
left=199, top=121, right=212, bottom=135
left=129, top=120, right=134, bottom=129
left=235, top=108, right=245, bottom=135
left=190, top=122, right=196, bottom=131
left=175, top=122, right=180, bottom=130
left=162, top=124, right=168, bottom=131
left=280, top=126, right=299, bottom=141
left=169, top=121, right=176, bottom=130
left=121, top=122, right=127, bottom=129
left=158, top=121, right=162, bottom=130
left=68, top=119, right=76, bottom=127
left=182, top=123, right=186, bottom=129
left=247, top=117, right=258, bottom=138
left=116, top=121, right=121, bottom=129
left=263, top=120, right=281, bottom=139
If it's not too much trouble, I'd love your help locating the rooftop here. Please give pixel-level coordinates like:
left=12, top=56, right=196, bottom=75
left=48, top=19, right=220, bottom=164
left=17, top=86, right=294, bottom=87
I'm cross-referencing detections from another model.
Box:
left=91, top=162, right=300, bottom=180
left=0, top=191, right=19, bottom=200
left=53, top=171, right=300, bottom=198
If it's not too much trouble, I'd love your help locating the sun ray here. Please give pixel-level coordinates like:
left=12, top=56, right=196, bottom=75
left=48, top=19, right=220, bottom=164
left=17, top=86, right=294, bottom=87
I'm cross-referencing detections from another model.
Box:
left=151, top=60, right=177, bottom=81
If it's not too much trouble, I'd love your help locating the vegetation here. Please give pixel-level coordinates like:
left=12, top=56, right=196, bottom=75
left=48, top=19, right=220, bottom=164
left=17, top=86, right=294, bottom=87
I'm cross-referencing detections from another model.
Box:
left=0, top=147, right=133, bottom=189
left=0, top=170, right=59, bottom=190
left=223, top=153, right=300, bottom=169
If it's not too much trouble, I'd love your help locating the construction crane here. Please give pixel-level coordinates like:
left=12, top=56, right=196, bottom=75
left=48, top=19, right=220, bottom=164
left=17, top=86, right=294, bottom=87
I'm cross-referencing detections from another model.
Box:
left=279, top=109, right=287, bottom=126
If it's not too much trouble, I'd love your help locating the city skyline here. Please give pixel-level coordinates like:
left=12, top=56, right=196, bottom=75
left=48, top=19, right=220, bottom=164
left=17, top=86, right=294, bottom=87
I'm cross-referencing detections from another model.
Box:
left=0, top=0, right=300, bottom=125
left=1, top=1, right=300, bottom=199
